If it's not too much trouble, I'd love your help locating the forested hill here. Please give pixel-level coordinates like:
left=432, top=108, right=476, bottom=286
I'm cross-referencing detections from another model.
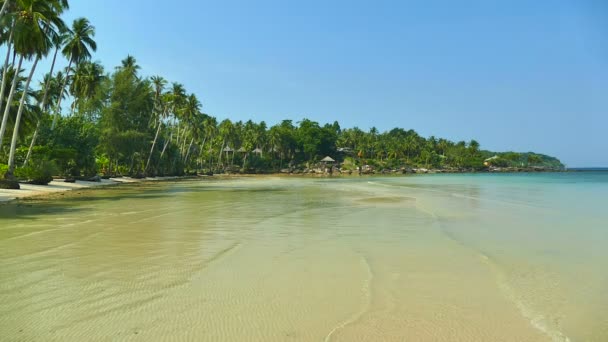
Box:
left=0, top=1, right=563, bottom=187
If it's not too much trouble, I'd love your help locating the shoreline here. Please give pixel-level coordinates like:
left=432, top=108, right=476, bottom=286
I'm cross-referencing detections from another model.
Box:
left=0, top=170, right=578, bottom=205
left=0, top=176, right=199, bottom=204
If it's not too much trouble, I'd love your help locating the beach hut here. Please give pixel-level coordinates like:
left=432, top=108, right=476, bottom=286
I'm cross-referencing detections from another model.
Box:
left=321, top=156, right=336, bottom=174
left=253, top=147, right=263, bottom=155
left=237, top=147, right=247, bottom=153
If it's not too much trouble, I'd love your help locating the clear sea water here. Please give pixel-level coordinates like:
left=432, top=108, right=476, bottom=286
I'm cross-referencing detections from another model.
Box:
left=0, top=172, right=606, bottom=341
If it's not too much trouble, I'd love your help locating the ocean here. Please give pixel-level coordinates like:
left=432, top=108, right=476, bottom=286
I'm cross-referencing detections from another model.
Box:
left=1, top=172, right=606, bottom=341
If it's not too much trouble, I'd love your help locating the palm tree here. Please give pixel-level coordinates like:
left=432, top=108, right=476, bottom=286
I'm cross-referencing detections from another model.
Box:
left=181, top=94, right=202, bottom=163
left=6, top=0, right=65, bottom=178
left=51, top=17, right=96, bottom=130
left=0, top=14, right=16, bottom=132
left=144, top=75, right=166, bottom=173
left=119, top=55, right=140, bottom=75
left=22, top=30, right=65, bottom=165
left=0, top=59, right=21, bottom=150
left=23, top=71, right=66, bottom=165
left=69, top=60, right=104, bottom=114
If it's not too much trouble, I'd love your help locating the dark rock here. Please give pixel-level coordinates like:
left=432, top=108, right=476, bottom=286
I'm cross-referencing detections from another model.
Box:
left=64, top=178, right=76, bottom=183
left=0, top=179, right=20, bottom=189
left=87, top=175, right=101, bottom=182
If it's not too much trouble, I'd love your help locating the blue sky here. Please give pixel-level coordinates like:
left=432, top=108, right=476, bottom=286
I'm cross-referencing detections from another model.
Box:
left=35, top=0, right=608, bottom=166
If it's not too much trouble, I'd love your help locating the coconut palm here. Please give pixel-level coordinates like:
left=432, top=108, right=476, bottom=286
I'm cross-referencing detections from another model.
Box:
left=22, top=71, right=66, bottom=165
left=69, top=60, right=104, bottom=114
left=1, top=0, right=65, bottom=148
left=51, top=17, right=96, bottom=130
left=144, top=75, right=167, bottom=173
left=180, top=93, right=202, bottom=162
left=5, top=0, right=65, bottom=178
left=0, top=15, right=15, bottom=131
left=119, top=55, right=140, bottom=77
left=22, top=30, right=66, bottom=165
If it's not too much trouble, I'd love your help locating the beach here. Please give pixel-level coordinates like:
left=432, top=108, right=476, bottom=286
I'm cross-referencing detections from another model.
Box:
left=1, top=174, right=607, bottom=341
left=0, top=176, right=191, bottom=203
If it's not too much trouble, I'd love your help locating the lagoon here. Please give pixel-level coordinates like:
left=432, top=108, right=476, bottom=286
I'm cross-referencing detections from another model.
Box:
left=1, top=173, right=607, bottom=341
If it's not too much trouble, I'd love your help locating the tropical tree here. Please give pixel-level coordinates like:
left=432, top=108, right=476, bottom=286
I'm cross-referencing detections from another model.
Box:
left=5, top=0, right=66, bottom=178
left=51, top=17, right=96, bottom=129
left=144, top=75, right=166, bottom=173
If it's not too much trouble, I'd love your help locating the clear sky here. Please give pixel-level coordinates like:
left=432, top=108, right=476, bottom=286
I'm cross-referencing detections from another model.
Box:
left=36, top=0, right=608, bottom=167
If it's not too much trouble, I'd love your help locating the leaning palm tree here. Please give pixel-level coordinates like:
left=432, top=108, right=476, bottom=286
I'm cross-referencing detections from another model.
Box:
left=1, top=0, right=66, bottom=151
left=0, top=11, right=16, bottom=130
left=180, top=93, right=202, bottom=162
left=144, top=75, right=167, bottom=173
left=22, top=71, right=66, bottom=165
left=51, top=17, right=96, bottom=130
left=5, top=0, right=64, bottom=179
left=22, top=29, right=66, bottom=165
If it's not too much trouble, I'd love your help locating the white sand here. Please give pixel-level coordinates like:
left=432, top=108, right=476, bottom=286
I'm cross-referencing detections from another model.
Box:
left=0, top=177, right=181, bottom=203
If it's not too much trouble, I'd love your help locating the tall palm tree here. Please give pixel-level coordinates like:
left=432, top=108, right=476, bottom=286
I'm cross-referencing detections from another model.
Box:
left=23, top=71, right=66, bottom=165
left=144, top=75, right=166, bottom=173
left=22, top=30, right=65, bottom=165
left=0, top=16, right=15, bottom=131
left=69, top=60, right=104, bottom=114
left=1, top=0, right=65, bottom=148
left=181, top=93, right=202, bottom=162
left=119, top=55, right=140, bottom=77
left=51, top=17, right=96, bottom=130
left=6, top=0, right=65, bottom=178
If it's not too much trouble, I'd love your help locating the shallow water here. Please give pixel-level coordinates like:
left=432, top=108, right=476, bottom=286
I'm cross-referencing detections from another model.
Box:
left=0, top=173, right=606, bottom=341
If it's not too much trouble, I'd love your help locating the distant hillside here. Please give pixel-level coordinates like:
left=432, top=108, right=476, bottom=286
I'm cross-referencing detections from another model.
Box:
left=481, top=151, right=565, bottom=170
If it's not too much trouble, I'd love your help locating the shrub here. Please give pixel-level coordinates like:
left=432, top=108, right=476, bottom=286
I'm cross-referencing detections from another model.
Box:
left=15, top=160, right=58, bottom=185
left=0, top=179, right=19, bottom=189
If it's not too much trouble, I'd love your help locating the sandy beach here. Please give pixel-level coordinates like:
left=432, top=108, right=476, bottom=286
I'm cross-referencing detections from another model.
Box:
left=0, top=177, right=185, bottom=203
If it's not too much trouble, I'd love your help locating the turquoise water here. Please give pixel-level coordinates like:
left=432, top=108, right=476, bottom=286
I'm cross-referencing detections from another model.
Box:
left=0, top=172, right=606, bottom=341
left=359, top=172, right=608, bottom=341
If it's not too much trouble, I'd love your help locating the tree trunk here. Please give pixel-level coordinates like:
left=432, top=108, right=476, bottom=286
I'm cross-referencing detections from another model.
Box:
left=184, top=137, right=194, bottom=165
left=0, top=22, right=14, bottom=129
left=145, top=118, right=162, bottom=173
left=180, top=130, right=189, bottom=159
left=217, top=139, right=225, bottom=168
left=157, top=131, right=171, bottom=173
left=23, top=46, right=60, bottom=166
left=7, top=57, right=39, bottom=176
left=0, top=0, right=10, bottom=20
left=0, top=55, right=23, bottom=152
left=70, top=100, right=76, bottom=116
left=51, top=57, right=73, bottom=130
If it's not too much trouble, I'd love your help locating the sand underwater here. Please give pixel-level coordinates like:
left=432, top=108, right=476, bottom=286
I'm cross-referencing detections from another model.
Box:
left=1, top=173, right=607, bottom=341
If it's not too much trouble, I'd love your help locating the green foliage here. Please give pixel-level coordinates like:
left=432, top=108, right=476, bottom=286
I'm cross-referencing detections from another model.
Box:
left=15, top=159, right=57, bottom=185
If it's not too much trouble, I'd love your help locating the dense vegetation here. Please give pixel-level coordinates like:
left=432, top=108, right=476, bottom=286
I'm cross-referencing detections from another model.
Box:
left=0, top=0, right=564, bottom=188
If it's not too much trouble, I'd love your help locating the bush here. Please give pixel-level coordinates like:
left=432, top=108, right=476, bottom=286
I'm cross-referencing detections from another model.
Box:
left=0, top=179, right=19, bottom=189
left=15, top=160, right=58, bottom=185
